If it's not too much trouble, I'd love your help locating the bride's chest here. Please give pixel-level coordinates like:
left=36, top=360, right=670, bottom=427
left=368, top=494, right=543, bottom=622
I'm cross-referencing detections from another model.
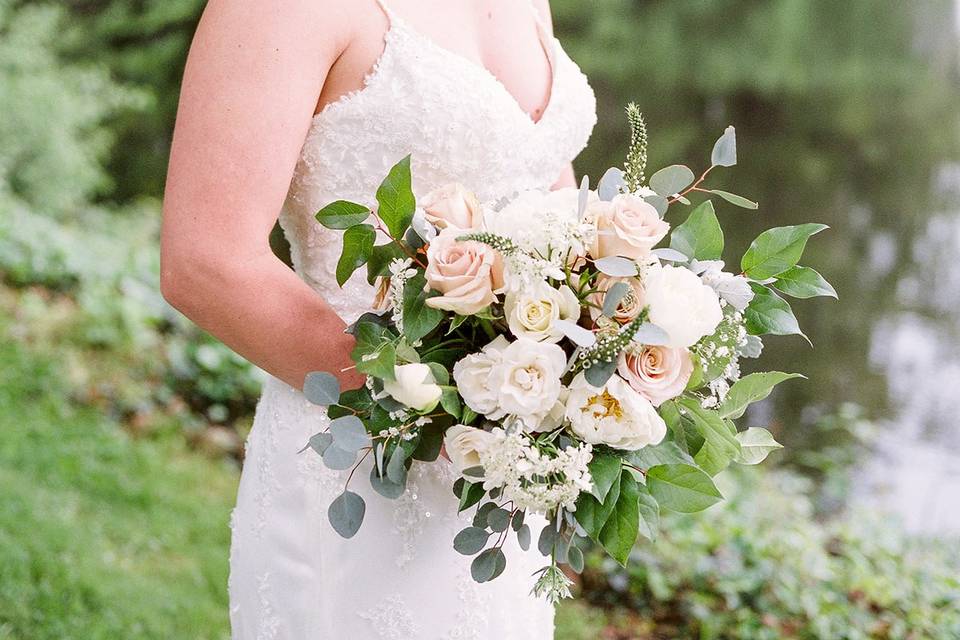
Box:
left=290, top=26, right=597, bottom=205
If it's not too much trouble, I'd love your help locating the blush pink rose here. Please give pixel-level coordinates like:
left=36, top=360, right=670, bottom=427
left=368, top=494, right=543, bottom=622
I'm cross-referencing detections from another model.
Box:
left=586, top=193, right=670, bottom=260
left=588, top=275, right=646, bottom=324
left=424, top=227, right=504, bottom=315
left=420, top=183, right=483, bottom=230
left=617, top=345, right=694, bottom=407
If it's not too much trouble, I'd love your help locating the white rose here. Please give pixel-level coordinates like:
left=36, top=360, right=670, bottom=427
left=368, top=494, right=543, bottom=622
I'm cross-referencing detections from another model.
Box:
left=443, top=424, right=496, bottom=477
left=452, top=336, right=510, bottom=416
left=564, top=374, right=666, bottom=451
left=504, top=283, right=580, bottom=343
left=382, top=363, right=442, bottom=412
left=644, top=263, right=723, bottom=348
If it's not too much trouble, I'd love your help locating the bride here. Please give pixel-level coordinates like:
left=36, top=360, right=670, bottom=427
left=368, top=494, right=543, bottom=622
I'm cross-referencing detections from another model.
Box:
left=160, top=0, right=595, bottom=637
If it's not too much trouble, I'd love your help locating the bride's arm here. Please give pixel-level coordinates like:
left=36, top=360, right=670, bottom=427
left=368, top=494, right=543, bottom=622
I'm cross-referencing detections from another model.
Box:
left=160, top=0, right=365, bottom=391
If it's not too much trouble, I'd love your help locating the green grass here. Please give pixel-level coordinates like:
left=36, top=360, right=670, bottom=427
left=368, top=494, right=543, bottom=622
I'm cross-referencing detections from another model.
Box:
left=0, top=322, right=238, bottom=640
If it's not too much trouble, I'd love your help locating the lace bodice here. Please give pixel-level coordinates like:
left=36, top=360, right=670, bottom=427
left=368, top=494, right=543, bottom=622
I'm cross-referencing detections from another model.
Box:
left=278, top=1, right=597, bottom=322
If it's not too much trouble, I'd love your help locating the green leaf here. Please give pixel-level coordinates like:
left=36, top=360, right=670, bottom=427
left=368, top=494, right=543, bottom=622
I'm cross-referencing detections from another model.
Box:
left=376, top=155, right=416, bottom=238
left=646, top=464, right=723, bottom=513
left=457, top=480, right=485, bottom=512
left=735, top=427, right=783, bottom=465
left=711, top=126, right=737, bottom=167
left=329, top=415, right=371, bottom=451
left=366, top=242, right=407, bottom=285
left=744, top=283, right=808, bottom=342
left=680, top=401, right=740, bottom=476
left=740, top=223, right=828, bottom=279
left=649, top=164, right=695, bottom=197
left=402, top=272, right=445, bottom=344
left=669, top=200, right=723, bottom=260
left=575, top=473, right=621, bottom=541
left=599, top=470, right=640, bottom=566
left=336, top=223, right=376, bottom=286
left=328, top=491, right=365, bottom=538
left=471, top=548, right=506, bottom=583
left=453, top=527, right=490, bottom=555
left=706, top=189, right=757, bottom=209
left=719, top=371, right=805, bottom=419
left=588, top=453, right=623, bottom=502
left=355, top=341, right=397, bottom=381
left=411, top=420, right=445, bottom=462
left=440, top=387, right=461, bottom=419
left=302, top=371, right=340, bottom=406
left=773, top=265, right=837, bottom=299
left=636, top=485, right=660, bottom=542
left=625, top=441, right=695, bottom=470
left=315, top=200, right=370, bottom=229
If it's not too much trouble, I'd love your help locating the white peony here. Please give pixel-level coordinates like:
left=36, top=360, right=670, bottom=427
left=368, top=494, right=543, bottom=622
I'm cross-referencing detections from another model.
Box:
left=454, top=336, right=566, bottom=430
left=643, top=263, right=723, bottom=348
left=503, top=283, right=580, bottom=343
left=484, top=187, right=594, bottom=260
left=564, top=373, right=667, bottom=451
left=452, top=336, right=509, bottom=416
left=443, top=424, right=496, bottom=477
left=382, top=363, right=442, bottom=412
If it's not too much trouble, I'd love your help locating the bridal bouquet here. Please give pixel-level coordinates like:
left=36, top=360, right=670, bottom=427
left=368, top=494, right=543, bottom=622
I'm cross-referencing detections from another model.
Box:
left=300, top=106, right=835, bottom=602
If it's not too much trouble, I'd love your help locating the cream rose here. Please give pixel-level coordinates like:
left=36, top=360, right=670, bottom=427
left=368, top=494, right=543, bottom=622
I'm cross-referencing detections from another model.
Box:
left=618, top=345, right=694, bottom=407
left=443, top=424, right=496, bottom=477
left=564, top=374, right=666, bottom=450
left=588, top=275, right=646, bottom=323
left=382, top=363, right=442, bottom=412
left=420, top=183, right=484, bottom=230
left=504, top=283, right=580, bottom=343
left=452, top=335, right=509, bottom=416
left=586, top=193, right=669, bottom=260
left=424, top=227, right=504, bottom=315
left=644, top=263, right=723, bottom=348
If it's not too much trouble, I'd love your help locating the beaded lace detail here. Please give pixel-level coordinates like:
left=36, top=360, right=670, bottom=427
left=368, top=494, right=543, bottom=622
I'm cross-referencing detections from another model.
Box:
left=228, top=1, right=594, bottom=636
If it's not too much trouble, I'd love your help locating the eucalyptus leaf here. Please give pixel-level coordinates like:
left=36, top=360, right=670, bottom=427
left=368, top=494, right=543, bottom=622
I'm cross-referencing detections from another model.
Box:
left=386, top=445, right=407, bottom=484
left=707, top=189, right=757, bottom=209
left=584, top=357, right=617, bottom=387
left=487, top=508, right=512, bottom=532
left=735, top=427, right=784, bottom=465
left=329, top=415, right=371, bottom=452
left=553, top=319, right=596, bottom=347
left=670, top=201, right=723, bottom=261
left=375, top=155, right=416, bottom=238
left=594, top=256, right=638, bottom=277
left=517, top=524, right=531, bottom=551
left=601, top=281, right=631, bottom=318
left=710, top=126, right=737, bottom=167
left=537, top=524, right=558, bottom=556
left=335, top=223, right=376, bottom=286
left=633, top=323, right=671, bottom=346
left=577, top=174, right=591, bottom=218
left=649, top=164, right=695, bottom=197
left=369, top=465, right=405, bottom=499
left=471, top=548, right=505, bottom=583
left=646, top=464, right=723, bottom=513
left=567, top=543, right=585, bottom=573
left=322, top=443, right=358, bottom=471
left=307, top=432, right=333, bottom=456
left=644, top=194, right=669, bottom=217
left=651, top=248, right=689, bottom=262
left=315, top=200, right=370, bottom=229
left=740, top=223, right=828, bottom=279
left=598, top=167, right=624, bottom=201
left=328, top=491, right=365, bottom=538
left=302, top=371, right=340, bottom=406
left=773, top=265, right=837, bottom=299
left=719, top=371, right=805, bottom=419
left=453, top=526, right=491, bottom=555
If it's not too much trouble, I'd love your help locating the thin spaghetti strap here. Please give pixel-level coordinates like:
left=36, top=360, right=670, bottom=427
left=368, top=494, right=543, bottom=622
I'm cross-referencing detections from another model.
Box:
left=373, top=0, right=394, bottom=24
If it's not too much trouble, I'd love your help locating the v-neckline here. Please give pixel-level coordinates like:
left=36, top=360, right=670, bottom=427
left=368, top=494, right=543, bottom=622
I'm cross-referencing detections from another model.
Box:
left=386, top=12, right=559, bottom=126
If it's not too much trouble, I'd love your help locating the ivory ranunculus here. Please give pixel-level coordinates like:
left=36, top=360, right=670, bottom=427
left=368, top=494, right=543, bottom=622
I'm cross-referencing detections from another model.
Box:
left=586, top=193, right=669, bottom=260
left=588, top=275, right=646, bottom=323
left=443, top=424, right=496, bottom=477
left=452, top=336, right=509, bottom=416
left=382, top=363, right=442, bottom=412
left=424, top=227, right=504, bottom=315
left=644, top=264, right=723, bottom=348
left=504, top=284, right=580, bottom=343
left=420, top=183, right=484, bottom=230
left=618, top=345, right=694, bottom=406
left=564, top=374, right=666, bottom=451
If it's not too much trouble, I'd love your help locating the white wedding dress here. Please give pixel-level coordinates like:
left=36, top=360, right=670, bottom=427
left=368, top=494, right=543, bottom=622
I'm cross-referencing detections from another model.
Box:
left=228, top=1, right=596, bottom=638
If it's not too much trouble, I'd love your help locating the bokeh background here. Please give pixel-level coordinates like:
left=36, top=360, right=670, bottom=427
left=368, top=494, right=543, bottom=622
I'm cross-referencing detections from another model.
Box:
left=1, top=1, right=959, bottom=638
